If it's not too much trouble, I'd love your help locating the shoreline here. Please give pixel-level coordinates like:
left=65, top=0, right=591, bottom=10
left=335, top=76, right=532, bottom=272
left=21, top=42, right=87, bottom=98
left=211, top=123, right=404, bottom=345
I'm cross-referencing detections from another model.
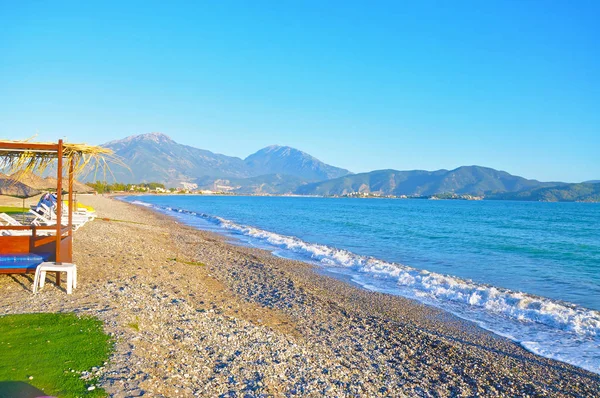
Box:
left=1, top=195, right=599, bottom=396
left=122, top=194, right=600, bottom=373
left=114, top=190, right=600, bottom=203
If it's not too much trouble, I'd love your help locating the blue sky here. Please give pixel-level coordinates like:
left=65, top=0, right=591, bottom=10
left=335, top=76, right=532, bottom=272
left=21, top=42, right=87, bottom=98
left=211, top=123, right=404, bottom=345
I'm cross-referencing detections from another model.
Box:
left=1, top=1, right=598, bottom=182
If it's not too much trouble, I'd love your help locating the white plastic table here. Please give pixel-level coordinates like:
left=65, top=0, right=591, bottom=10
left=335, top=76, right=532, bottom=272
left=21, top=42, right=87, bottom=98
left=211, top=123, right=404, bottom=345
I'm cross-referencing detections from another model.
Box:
left=33, top=262, right=77, bottom=294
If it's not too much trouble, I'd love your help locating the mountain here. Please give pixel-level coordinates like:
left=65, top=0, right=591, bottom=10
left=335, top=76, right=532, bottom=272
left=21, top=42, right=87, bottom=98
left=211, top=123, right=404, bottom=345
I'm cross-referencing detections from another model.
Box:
left=91, top=133, right=587, bottom=200
left=197, top=174, right=308, bottom=195
left=101, top=133, right=250, bottom=185
left=487, top=183, right=600, bottom=202
left=295, top=166, right=559, bottom=196
left=99, top=133, right=350, bottom=186
left=244, top=145, right=350, bottom=181
left=584, top=180, right=600, bottom=184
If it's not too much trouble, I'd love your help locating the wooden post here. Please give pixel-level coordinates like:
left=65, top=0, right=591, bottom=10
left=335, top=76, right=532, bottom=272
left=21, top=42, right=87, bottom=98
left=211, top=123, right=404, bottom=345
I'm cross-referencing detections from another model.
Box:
left=55, top=139, right=63, bottom=285
left=68, top=157, right=74, bottom=237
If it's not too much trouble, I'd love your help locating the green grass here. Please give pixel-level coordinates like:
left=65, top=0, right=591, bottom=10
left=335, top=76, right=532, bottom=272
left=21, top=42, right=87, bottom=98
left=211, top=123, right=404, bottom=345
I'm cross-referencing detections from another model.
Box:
left=0, top=206, right=27, bottom=214
left=0, top=313, right=113, bottom=397
left=127, top=316, right=140, bottom=332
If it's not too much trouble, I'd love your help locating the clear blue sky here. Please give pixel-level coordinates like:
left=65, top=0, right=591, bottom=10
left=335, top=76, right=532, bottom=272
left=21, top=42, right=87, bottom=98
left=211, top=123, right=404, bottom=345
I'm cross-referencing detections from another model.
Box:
left=1, top=1, right=598, bottom=182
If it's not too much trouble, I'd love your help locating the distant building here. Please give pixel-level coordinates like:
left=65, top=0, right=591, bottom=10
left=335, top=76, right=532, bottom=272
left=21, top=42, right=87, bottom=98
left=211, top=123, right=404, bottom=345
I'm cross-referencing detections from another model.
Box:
left=181, top=182, right=198, bottom=191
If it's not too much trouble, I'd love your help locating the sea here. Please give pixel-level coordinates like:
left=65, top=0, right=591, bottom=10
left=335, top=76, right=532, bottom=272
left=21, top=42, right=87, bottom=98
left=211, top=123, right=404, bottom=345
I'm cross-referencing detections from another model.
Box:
left=121, top=195, right=600, bottom=374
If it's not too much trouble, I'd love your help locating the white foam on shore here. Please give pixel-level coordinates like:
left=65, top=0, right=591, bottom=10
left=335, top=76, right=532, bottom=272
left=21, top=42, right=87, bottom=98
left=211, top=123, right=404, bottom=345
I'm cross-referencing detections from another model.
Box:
left=127, top=200, right=600, bottom=374
left=130, top=200, right=154, bottom=207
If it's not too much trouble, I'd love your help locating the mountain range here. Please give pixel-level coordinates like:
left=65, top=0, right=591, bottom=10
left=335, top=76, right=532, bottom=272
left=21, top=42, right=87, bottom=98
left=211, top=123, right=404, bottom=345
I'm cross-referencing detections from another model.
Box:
left=95, top=133, right=596, bottom=201
left=295, top=167, right=558, bottom=196
left=101, top=133, right=350, bottom=186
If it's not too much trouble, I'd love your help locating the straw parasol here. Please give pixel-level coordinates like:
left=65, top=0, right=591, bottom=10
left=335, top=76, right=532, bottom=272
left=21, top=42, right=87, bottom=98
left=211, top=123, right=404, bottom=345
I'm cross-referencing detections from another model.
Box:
left=44, top=176, right=95, bottom=193
left=0, top=176, right=40, bottom=197
left=6, top=170, right=94, bottom=193
left=8, top=170, right=51, bottom=189
left=0, top=175, right=41, bottom=221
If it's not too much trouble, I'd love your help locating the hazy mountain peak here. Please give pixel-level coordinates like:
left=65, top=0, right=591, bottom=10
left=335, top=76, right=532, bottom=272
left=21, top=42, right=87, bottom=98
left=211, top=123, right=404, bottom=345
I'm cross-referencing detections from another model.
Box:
left=264, top=144, right=284, bottom=151
left=255, top=145, right=297, bottom=157
left=105, top=132, right=174, bottom=146
left=245, top=145, right=351, bottom=181
left=101, top=133, right=249, bottom=185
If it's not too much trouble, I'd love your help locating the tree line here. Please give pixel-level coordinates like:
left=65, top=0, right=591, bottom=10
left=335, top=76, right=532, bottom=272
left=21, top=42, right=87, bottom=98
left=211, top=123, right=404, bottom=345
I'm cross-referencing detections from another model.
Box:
left=86, top=181, right=168, bottom=193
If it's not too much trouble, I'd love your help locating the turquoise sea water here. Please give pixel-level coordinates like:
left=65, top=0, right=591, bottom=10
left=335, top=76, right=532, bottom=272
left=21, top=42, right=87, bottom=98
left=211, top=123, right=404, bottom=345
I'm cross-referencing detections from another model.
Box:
left=122, top=196, right=600, bottom=374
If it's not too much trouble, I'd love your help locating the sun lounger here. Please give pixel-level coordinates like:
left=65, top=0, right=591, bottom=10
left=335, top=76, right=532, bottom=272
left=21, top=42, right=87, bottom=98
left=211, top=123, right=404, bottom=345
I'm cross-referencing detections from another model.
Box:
left=1, top=213, right=34, bottom=236
left=34, top=204, right=90, bottom=229
left=40, top=203, right=91, bottom=221
left=1, top=212, right=54, bottom=236
left=0, top=212, right=22, bottom=226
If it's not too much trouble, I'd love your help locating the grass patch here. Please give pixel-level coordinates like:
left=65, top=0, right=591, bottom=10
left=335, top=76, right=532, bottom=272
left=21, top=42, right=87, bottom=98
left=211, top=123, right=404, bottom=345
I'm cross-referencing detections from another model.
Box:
left=169, top=258, right=206, bottom=267
left=127, top=316, right=140, bottom=332
left=0, top=313, right=113, bottom=397
left=0, top=206, right=27, bottom=214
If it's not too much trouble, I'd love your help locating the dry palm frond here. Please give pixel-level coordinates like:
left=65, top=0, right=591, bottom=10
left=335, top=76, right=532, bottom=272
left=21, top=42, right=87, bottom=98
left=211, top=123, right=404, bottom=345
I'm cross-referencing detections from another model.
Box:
left=0, top=140, right=129, bottom=182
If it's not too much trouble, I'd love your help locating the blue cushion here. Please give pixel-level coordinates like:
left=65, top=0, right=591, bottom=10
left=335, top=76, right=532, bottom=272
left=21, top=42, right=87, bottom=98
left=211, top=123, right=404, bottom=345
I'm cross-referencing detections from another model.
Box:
left=0, top=253, right=52, bottom=269
left=0, top=254, right=44, bottom=262
left=0, top=261, right=41, bottom=270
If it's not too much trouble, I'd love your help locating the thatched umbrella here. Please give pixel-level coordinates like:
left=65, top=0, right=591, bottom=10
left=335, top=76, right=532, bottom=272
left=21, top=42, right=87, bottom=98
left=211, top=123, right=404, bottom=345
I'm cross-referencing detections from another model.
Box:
left=44, top=176, right=94, bottom=193
left=0, top=176, right=41, bottom=222
left=8, top=170, right=51, bottom=189
left=0, top=177, right=40, bottom=197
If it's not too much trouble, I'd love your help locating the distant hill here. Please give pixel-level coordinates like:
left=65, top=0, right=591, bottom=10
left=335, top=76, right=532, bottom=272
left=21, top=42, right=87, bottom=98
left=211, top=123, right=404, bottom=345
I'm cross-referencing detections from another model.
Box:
left=197, top=174, right=308, bottom=195
left=487, top=183, right=600, bottom=202
left=295, top=166, right=558, bottom=196
left=584, top=180, right=600, bottom=184
left=99, top=133, right=349, bottom=186
left=245, top=145, right=350, bottom=181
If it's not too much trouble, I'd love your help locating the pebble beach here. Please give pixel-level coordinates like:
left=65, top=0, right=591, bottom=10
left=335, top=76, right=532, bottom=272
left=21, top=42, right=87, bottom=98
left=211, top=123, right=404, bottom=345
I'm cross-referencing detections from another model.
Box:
left=1, top=195, right=599, bottom=397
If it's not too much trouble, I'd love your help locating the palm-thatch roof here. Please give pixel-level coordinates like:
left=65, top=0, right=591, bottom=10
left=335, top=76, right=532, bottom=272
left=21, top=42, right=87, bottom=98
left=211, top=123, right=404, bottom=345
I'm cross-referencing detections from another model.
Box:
left=44, top=176, right=95, bottom=193
left=0, top=139, right=122, bottom=181
left=0, top=175, right=40, bottom=198
left=3, top=171, right=93, bottom=193
left=8, top=171, right=49, bottom=189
